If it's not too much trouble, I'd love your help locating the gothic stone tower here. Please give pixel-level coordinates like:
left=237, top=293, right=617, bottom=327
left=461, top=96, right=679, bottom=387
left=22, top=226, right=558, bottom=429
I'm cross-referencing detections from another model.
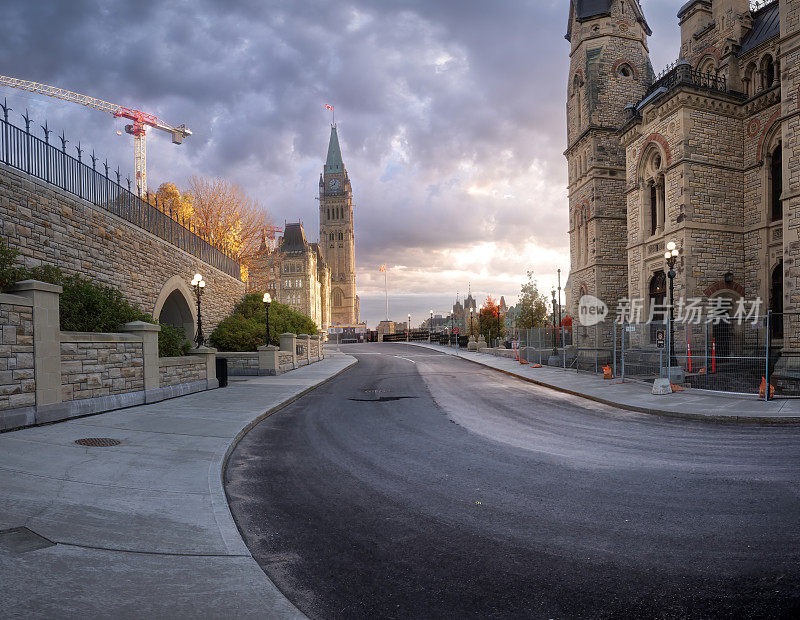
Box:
left=564, top=0, right=653, bottom=319
left=319, top=125, right=359, bottom=325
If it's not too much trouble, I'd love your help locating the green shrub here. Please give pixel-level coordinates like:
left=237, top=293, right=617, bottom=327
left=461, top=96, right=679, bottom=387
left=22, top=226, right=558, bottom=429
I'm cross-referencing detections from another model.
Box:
left=158, top=323, right=192, bottom=357
left=210, top=293, right=318, bottom=351
left=58, top=275, right=151, bottom=332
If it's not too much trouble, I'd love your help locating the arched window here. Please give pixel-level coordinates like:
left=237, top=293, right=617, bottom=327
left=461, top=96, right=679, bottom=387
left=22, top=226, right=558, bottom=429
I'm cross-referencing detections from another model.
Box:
left=761, top=54, right=775, bottom=89
left=744, top=62, right=757, bottom=97
left=641, top=148, right=665, bottom=237
left=770, top=142, right=783, bottom=222
left=327, top=209, right=330, bottom=219
left=698, top=56, right=717, bottom=76
left=617, top=63, right=634, bottom=79
left=338, top=232, right=344, bottom=241
left=771, top=261, right=783, bottom=339
left=333, top=289, right=343, bottom=307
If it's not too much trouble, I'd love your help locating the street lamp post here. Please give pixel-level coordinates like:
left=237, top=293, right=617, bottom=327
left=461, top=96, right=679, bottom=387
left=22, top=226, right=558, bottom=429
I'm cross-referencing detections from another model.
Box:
left=664, top=241, right=680, bottom=368
left=407, top=313, right=411, bottom=343
left=263, top=292, right=272, bottom=345
left=429, top=309, right=433, bottom=343
left=551, top=288, right=558, bottom=355
left=469, top=307, right=474, bottom=337
left=191, top=273, right=206, bottom=348
left=557, top=268, right=562, bottom=332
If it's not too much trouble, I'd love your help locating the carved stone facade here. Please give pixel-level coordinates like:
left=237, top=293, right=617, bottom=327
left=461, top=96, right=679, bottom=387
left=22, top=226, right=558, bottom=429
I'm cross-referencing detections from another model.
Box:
left=565, top=0, right=800, bottom=376
left=247, top=222, right=331, bottom=333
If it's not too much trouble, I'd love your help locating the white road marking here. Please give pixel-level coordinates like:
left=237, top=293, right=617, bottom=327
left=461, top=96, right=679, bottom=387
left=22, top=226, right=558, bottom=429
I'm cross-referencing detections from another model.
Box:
left=393, top=355, right=417, bottom=364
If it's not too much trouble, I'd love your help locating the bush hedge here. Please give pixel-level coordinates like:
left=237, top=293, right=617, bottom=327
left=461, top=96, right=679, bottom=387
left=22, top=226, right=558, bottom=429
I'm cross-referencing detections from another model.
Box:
left=210, top=293, right=318, bottom=351
left=1, top=238, right=191, bottom=356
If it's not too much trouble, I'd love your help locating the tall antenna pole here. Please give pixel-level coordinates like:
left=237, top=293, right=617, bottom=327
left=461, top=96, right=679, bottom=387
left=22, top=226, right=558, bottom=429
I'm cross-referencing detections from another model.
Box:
left=384, top=267, right=389, bottom=321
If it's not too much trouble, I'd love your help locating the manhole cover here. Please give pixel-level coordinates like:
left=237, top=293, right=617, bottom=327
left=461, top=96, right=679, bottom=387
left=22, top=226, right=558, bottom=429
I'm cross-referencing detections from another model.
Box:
left=364, top=389, right=390, bottom=394
left=75, top=438, right=121, bottom=447
left=0, top=527, right=56, bottom=554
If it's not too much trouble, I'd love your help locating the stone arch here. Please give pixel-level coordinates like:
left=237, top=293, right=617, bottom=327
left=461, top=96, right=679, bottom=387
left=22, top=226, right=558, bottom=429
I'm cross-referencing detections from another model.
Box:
left=693, top=46, right=722, bottom=69
left=636, top=133, right=671, bottom=172
left=697, top=54, right=718, bottom=75
left=332, top=287, right=344, bottom=307
left=703, top=280, right=745, bottom=298
left=153, top=275, right=197, bottom=341
left=757, top=109, right=781, bottom=162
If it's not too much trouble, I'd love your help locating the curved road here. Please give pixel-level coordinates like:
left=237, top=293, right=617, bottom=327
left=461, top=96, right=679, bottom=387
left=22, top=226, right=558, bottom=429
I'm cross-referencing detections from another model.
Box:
left=225, top=343, right=800, bottom=618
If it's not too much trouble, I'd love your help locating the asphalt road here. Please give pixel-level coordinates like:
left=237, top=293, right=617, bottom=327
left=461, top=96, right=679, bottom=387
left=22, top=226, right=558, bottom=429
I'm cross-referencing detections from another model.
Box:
left=224, top=343, right=800, bottom=619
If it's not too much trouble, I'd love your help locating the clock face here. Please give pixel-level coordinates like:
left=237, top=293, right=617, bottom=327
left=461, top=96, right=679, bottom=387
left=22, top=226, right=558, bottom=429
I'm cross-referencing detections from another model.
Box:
left=329, top=178, right=341, bottom=190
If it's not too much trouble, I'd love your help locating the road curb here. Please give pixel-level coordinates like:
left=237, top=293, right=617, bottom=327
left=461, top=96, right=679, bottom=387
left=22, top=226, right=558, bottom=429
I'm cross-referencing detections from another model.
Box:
left=407, top=344, right=800, bottom=425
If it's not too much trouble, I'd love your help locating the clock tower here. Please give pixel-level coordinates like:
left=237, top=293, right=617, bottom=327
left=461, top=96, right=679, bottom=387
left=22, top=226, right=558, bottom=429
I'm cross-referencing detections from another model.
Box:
left=319, top=124, right=359, bottom=325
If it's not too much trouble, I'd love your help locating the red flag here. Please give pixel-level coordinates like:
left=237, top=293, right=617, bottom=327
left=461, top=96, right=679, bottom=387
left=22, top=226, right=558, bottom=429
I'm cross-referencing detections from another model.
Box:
left=379, top=264, right=386, bottom=272
left=325, top=104, right=334, bottom=111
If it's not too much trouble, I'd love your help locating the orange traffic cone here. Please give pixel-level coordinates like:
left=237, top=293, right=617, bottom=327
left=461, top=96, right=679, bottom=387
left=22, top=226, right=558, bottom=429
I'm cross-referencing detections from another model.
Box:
left=759, top=377, right=775, bottom=400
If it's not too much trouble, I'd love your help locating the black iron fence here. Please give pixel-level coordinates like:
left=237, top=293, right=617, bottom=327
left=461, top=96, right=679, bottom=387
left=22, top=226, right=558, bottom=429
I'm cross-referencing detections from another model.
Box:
left=0, top=108, right=241, bottom=280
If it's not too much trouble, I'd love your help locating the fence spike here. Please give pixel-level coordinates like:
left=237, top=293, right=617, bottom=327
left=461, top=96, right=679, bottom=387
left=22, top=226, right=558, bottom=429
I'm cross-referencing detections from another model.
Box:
left=75, top=141, right=83, bottom=162
left=21, top=109, right=32, bottom=133
left=59, top=130, right=68, bottom=152
left=90, top=150, right=97, bottom=170
left=40, top=121, right=51, bottom=143
left=0, top=98, right=10, bottom=121
left=115, top=167, right=121, bottom=185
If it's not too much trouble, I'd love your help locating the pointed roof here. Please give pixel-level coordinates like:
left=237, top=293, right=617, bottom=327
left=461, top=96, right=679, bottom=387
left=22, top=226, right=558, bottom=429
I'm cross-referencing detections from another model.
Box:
left=566, top=1, right=651, bottom=41
left=325, top=124, right=344, bottom=174
left=280, top=222, right=309, bottom=253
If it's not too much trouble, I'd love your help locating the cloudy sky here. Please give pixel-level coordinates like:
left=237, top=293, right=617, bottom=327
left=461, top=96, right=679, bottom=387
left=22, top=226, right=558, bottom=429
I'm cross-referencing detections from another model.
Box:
left=1, top=0, right=682, bottom=327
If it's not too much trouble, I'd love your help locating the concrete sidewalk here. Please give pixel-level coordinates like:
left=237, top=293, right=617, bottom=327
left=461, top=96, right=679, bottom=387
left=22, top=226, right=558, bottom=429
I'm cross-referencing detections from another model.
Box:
left=409, top=343, right=800, bottom=423
left=0, top=352, right=357, bottom=619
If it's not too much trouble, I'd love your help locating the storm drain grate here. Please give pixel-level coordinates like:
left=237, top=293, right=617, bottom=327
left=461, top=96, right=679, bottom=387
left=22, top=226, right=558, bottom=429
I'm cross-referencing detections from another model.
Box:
left=0, top=527, right=56, bottom=554
left=364, top=389, right=390, bottom=394
left=75, top=437, right=121, bottom=447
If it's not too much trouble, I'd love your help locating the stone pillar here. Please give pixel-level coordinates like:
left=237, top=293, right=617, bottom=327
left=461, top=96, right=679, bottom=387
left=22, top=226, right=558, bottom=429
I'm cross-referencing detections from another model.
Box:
left=257, top=345, right=279, bottom=375
left=310, top=335, right=321, bottom=361
left=123, top=321, right=161, bottom=398
left=10, top=280, right=62, bottom=408
left=191, top=346, right=218, bottom=389
left=298, top=334, right=311, bottom=365
left=467, top=335, right=478, bottom=352
left=280, top=333, right=297, bottom=369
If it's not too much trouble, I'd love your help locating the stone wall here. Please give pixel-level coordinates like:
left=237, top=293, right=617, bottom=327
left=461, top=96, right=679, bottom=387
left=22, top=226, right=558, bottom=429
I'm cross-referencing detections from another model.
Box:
left=0, top=281, right=219, bottom=431
left=60, top=334, right=144, bottom=402
left=0, top=163, right=245, bottom=334
left=159, top=356, right=206, bottom=388
left=219, top=352, right=260, bottom=376
left=0, top=295, right=34, bottom=411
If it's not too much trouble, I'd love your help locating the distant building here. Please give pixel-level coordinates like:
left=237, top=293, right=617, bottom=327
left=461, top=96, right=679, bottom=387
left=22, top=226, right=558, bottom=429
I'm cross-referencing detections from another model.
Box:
left=248, top=222, right=331, bottom=333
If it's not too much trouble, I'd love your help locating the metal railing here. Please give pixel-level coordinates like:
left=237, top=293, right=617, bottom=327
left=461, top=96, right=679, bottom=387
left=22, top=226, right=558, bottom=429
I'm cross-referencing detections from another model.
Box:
left=647, top=63, right=730, bottom=98
left=0, top=108, right=241, bottom=280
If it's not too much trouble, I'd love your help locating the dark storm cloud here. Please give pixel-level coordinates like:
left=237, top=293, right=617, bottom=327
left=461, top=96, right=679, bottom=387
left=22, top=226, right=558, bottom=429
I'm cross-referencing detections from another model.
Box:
left=0, top=0, right=680, bottom=325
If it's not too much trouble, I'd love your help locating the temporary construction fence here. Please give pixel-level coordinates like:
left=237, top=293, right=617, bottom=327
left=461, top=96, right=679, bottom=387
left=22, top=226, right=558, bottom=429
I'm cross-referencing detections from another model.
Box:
left=514, top=313, right=800, bottom=398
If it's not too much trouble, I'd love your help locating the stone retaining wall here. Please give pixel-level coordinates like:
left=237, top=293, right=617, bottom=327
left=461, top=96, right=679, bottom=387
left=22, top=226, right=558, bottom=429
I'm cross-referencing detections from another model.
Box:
left=0, top=163, right=245, bottom=334
left=218, top=352, right=260, bottom=376
left=159, top=356, right=206, bottom=387
left=60, top=334, right=144, bottom=402
left=0, top=281, right=219, bottom=431
left=0, top=294, right=34, bottom=411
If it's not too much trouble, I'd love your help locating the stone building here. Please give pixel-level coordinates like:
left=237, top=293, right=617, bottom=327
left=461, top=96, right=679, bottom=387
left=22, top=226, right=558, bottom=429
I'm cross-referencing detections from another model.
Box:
left=319, top=125, right=360, bottom=325
left=451, top=290, right=478, bottom=332
left=247, top=222, right=331, bottom=333
left=564, top=0, right=800, bottom=379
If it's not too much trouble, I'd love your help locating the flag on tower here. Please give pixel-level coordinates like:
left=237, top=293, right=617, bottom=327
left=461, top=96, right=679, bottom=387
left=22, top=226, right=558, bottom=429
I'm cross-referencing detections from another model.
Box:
left=379, top=264, right=386, bottom=272
left=325, top=104, right=334, bottom=111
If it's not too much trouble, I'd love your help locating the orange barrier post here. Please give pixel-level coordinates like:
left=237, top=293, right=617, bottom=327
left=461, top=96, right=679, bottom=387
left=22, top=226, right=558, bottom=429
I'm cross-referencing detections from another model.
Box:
left=711, top=338, right=716, bottom=374
left=687, top=337, right=692, bottom=373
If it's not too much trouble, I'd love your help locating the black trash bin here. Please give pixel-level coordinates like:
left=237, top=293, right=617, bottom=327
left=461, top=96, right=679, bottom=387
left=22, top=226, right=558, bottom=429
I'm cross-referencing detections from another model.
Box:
left=215, top=357, right=228, bottom=388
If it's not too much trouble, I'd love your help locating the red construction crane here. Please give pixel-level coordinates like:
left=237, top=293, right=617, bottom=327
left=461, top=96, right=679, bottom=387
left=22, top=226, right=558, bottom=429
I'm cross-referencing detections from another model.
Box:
left=0, top=74, right=191, bottom=196
left=263, top=225, right=283, bottom=251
